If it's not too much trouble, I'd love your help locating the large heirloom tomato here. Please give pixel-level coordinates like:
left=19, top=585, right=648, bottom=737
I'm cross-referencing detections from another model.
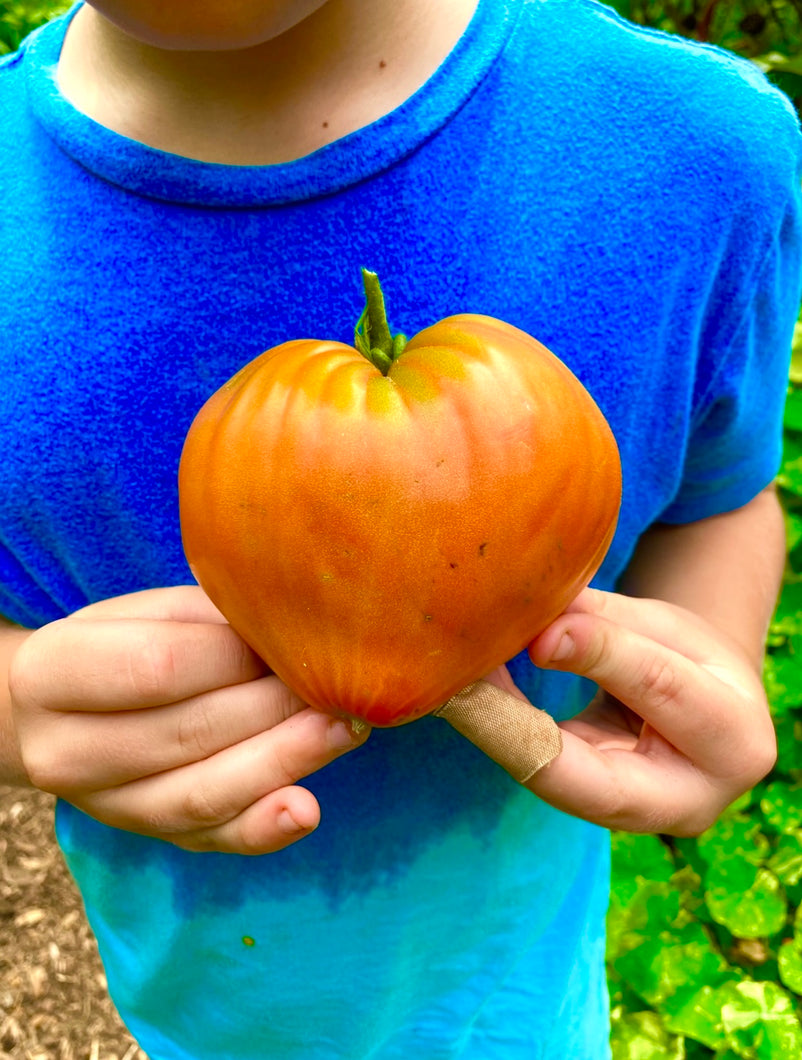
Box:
left=179, top=273, right=621, bottom=726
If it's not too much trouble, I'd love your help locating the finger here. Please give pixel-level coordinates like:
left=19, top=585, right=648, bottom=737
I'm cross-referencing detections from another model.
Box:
left=71, top=584, right=227, bottom=624
left=175, top=786, right=324, bottom=855
left=79, top=708, right=370, bottom=844
left=529, top=611, right=767, bottom=774
left=438, top=678, right=727, bottom=834
left=27, top=675, right=308, bottom=793
left=11, top=617, right=267, bottom=714
left=560, top=588, right=753, bottom=670
left=525, top=727, right=730, bottom=836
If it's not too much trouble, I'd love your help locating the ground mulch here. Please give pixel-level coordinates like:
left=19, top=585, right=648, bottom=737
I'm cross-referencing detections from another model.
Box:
left=0, top=786, right=148, bottom=1060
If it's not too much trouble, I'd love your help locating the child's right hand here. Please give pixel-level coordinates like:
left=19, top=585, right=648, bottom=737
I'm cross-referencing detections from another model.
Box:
left=8, top=586, right=370, bottom=854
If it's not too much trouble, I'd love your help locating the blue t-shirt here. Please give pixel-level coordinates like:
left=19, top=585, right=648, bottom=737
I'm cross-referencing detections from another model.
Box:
left=1, top=1, right=801, bottom=1057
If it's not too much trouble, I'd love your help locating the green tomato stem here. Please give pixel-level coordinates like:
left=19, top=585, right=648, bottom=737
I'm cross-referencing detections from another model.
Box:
left=354, top=269, right=407, bottom=375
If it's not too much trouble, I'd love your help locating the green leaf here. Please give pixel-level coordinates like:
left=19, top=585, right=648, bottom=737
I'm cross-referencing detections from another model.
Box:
left=779, top=461, right=802, bottom=497
left=790, top=323, right=802, bottom=385
left=772, top=713, right=802, bottom=777
left=766, top=70, right=802, bottom=111
left=608, top=835, right=685, bottom=960
left=720, top=980, right=802, bottom=1059
left=785, top=512, right=802, bottom=554
left=608, top=877, right=683, bottom=958
left=611, top=832, right=675, bottom=902
left=615, top=921, right=729, bottom=1008
left=779, top=434, right=802, bottom=496
left=770, top=581, right=802, bottom=636
left=705, top=864, right=787, bottom=938
left=763, top=650, right=802, bottom=716
left=768, top=831, right=802, bottom=887
left=778, top=938, right=802, bottom=995
left=760, top=782, right=802, bottom=835
left=785, top=387, right=802, bottom=433
left=610, top=1009, right=686, bottom=1060
left=728, top=788, right=760, bottom=815
left=0, top=1, right=69, bottom=54
left=696, top=815, right=771, bottom=867
left=600, top=0, right=634, bottom=21
left=663, top=981, right=734, bottom=1050
left=754, top=53, right=802, bottom=78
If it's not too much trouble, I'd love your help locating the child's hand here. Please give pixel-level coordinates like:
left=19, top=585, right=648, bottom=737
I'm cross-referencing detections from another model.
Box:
left=9, top=586, right=369, bottom=854
left=480, top=587, right=776, bottom=836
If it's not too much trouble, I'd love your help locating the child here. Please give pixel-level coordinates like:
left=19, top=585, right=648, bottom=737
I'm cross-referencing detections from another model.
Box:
left=1, top=0, right=800, bottom=1056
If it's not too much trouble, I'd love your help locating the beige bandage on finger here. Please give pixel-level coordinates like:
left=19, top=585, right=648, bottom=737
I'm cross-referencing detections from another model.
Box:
left=434, top=679, right=563, bottom=784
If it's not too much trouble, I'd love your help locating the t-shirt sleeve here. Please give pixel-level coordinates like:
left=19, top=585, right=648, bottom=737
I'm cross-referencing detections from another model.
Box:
left=660, top=184, right=802, bottom=524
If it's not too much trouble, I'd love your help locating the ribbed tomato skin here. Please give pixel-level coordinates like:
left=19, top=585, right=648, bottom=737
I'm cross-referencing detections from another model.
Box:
left=178, top=314, right=621, bottom=726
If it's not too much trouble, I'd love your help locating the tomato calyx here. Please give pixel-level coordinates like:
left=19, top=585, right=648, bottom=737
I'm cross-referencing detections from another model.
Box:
left=354, top=269, right=408, bottom=375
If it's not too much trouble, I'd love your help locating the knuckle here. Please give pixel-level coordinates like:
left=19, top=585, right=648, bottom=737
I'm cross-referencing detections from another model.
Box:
left=726, top=738, right=777, bottom=790
left=179, top=784, right=228, bottom=828
left=635, top=656, right=683, bottom=712
left=713, top=704, right=777, bottom=787
left=176, top=699, right=217, bottom=761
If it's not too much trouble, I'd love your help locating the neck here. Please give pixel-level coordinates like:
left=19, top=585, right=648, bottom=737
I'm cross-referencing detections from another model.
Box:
left=58, top=0, right=479, bottom=165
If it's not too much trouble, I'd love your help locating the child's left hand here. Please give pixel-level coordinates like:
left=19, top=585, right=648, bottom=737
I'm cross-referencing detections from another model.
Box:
left=482, top=586, right=776, bottom=836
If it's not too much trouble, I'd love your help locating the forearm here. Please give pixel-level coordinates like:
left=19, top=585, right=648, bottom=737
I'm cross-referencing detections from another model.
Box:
left=620, top=485, right=786, bottom=672
left=0, top=620, right=33, bottom=786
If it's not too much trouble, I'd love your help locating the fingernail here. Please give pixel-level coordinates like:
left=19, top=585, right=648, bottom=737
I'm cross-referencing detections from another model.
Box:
left=277, top=808, right=307, bottom=835
left=550, top=631, right=574, bottom=662
left=327, top=718, right=364, bottom=750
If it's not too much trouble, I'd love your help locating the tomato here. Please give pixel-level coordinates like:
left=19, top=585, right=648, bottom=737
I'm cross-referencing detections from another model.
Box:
left=178, top=272, right=621, bottom=726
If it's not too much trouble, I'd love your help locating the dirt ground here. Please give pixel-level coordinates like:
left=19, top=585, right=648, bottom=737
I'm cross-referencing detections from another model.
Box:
left=0, top=785, right=148, bottom=1060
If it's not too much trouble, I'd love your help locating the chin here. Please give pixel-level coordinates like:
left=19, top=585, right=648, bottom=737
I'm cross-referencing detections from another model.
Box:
left=87, top=0, right=330, bottom=50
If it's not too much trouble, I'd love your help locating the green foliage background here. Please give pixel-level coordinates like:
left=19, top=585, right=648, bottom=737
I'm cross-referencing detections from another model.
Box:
left=0, top=1, right=65, bottom=54
left=1, top=2, right=802, bottom=1058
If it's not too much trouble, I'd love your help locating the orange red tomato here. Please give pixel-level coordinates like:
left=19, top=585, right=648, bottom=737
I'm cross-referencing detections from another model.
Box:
left=179, top=273, right=621, bottom=725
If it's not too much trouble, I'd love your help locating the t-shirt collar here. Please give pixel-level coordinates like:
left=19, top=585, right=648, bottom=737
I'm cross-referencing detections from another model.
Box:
left=24, top=0, right=520, bottom=206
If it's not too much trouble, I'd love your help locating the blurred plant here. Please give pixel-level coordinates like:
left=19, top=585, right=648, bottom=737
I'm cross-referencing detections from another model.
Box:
left=605, top=0, right=802, bottom=51
left=606, top=0, right=802, bottom=111
left=0, top=1, right=67, bottom=55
